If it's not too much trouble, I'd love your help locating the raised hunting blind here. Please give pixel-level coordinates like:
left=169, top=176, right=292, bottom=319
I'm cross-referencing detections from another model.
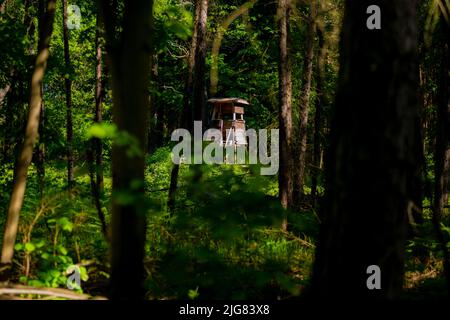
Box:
left=206, top=98, right=250, bottom=146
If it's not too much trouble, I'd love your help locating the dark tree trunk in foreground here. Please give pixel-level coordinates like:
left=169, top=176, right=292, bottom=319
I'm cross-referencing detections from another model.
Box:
left=311, top=0, right=420, bottom=299
left=62, top=0, right=74, bottom=192
left=278, top=0, right=293, bottom=229
left=293, top=2, right=316, bottom=207
left=100, top=0, right=153, bottom=300
left=433, top=17, right=450, bottom=294
left=1, top=0, right=57, bottom=266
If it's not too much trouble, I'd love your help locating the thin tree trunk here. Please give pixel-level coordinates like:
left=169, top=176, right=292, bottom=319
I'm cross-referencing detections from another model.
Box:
left=62, top=0, right=74, bottom=192
left=311, top=0, right=420, bottom=299
left=36, top=83, right=45, bottom=201
left=148, top=53, right=159, bottom=154
left=311, top=27, right=325, bottom=208
left=100, top=0, right=153, bottom=300
left=0, top=0, right=57, bottom=266
left=94, top=12, right=104, bottom=192
left=293, top=2, right=316, bottom=208
left=167, top=163, right=180, bottom=212
left=87, top=147, right=108, bottom=238
left=1, top=71, right=18, bottom=161
left=35, top=0, right=46, bottom=205
left=167, top=0, right=201, bottom=213
left=277, top=0, right=293, bottom=229
left=87, top=11, right=108, bottom=239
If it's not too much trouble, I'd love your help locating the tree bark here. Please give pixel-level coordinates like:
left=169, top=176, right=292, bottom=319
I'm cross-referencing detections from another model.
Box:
left=94, top=12, right=104, bottom=192
left=432, top=17, right=450, bottom=294
left=293, top=2, right=316, bottom=208
left=277, top=0, right=293, bottom=229
left=36, top=83, right=45, bottom=201
left=62, top=0, right=74, bottom=192
left=191, top=0, right=208, bottom=127
left=99, top=0, right=153, bottom=300
left=35, top=0, right=46, bottom=205
left=310, top=27, right=325, bottom=208
left=147, top=53, right=159, bottom=154
left=0, top=0, right=57, bottom=266
left=311, top=0, right=420, bottom=299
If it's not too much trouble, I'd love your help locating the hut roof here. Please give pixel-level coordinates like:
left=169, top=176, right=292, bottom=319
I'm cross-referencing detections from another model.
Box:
left=207, top=98, right=250, bottom=106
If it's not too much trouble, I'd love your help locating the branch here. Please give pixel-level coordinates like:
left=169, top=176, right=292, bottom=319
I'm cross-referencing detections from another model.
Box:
left=0, top=284, right=105, bottom=300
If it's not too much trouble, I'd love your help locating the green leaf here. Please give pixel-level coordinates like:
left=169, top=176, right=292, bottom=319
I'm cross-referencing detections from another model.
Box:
left=41, top=252, right=51, bottom=260
left=14, top=243, right=24, bottom=251
left=87, top=123, right=117, bottom=139
left=24, top=242, right=36, bottom=253
left=58, top=217, right=74, bottom=232
left=49, top=269, right=61, bottom=278
left=79, top=266, right=89, bottom=281
left=57, top=245, right=68, bottom=255
left=28, top=280, right=45, bottom=287
left=188, top=287, right=199, bottom=300
left=35, top=239, right=46, bottom=248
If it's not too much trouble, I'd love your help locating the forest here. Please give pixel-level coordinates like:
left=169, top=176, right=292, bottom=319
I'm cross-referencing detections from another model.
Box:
left=0, top=0, right=449, bottom=301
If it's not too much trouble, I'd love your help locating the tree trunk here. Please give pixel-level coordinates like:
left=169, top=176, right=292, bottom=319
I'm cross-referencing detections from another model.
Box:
left=147, top=53, right=159, bottom=154
left=100, top=0, right=153, bottom=300
left=87, top=147, right=108, bottom=238
left=35, top=0, right=46, bottom=205
left=62, top=0, right=74, bottom=192
left=0, top=0, right=57, bottom=266
left=310, top=27, right=325, bottom=209
left=293, top=2, right=316, bottom=208
left=192, top=0, right=208, bottom=127
left=277, top=0, right=293, bottom=229
left=87, top=11, right=108, bottom=239
left=167, top=0, right=201, bottom=213
left=432, top=17, right=450, bottom=294
left=94, top=12, right=104, bottom=192
left=36, top=83, right=45, bottom=201
left=311, top=0, right=420, bottom=299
